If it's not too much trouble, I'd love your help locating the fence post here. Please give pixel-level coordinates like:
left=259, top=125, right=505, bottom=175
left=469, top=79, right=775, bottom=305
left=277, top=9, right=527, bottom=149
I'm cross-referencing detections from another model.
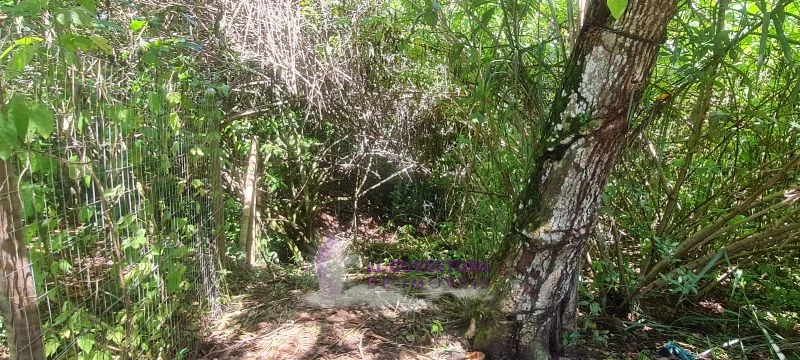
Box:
left=240, top=137, right=260, bottom=268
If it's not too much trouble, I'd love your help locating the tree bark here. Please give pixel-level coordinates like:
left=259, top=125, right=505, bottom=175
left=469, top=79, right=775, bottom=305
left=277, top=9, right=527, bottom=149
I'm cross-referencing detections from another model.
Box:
left=0, top=159, right=45, bottom=360
left=211, top=125, right=227, bottom=268
left=474, top=1, right=676, bottom=358
left=240, top=137, right=260, bottom=268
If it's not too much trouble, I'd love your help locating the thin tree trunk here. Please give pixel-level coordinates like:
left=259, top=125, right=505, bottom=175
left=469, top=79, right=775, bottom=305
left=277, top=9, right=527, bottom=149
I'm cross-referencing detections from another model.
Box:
left=240, top=137, right=259, bottom=268
left=474, top=1, right=676, bottom=358
left=211, top=123, right=227, bottom=268
left=0, top=159, right=45, bottom=360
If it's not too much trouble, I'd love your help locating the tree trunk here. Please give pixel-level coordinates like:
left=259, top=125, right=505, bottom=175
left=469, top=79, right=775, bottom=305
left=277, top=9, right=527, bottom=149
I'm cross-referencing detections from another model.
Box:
left=0, top=159, right=45, bottom=360
left=211, top=125, right=227, bottom=268
left=240, top=137, right=260, bottom=268
left=474, top=1, right=676, bottom=358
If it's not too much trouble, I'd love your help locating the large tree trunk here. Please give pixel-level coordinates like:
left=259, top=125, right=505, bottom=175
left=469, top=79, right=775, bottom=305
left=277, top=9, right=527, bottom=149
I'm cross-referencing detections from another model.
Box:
left=474, top=1, right=676, bottom=358
left=0, top=159, right=45, bottom=360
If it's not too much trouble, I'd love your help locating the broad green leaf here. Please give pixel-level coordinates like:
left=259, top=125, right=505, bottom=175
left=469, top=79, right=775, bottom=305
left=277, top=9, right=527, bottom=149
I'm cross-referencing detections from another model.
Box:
left=169, top=112, right=181, bottom=132
left=148, top=92, right=162, bottom=114
left=90, top=36, right=113, bottom=54
left=45, top=336, right=60, bottom=357
left=218, top=84, right=231, bottom=97
left=113, top=107, right=133, bottom=122
left=29, top=103, right=54, bottom=138
left=189, top=146, right=204, bottom=156
left=606, top=0, right=627, bottom=19
left=77, top=0, right=96, bottom=13
left=14, top=36, right=43, bottom=46
left=92, top=351, right=112, bottom=360
left=57, top=35, right=96, bottom=52
left=166, top=92, right=181, bottom=105
left=3, top=0, right=45, bottom=17
left=480, top=7, right=496, bottom=26
left=129, top=19, right=147, bottom=31
left=79, top=206, right=95, bottom=223
left=123, top=229, right=147, bottom=250
left=448, top=43, right=464, bottom=67
left=107, top=327, right=124, bottom=345
left=8, top=96, right=29, bottom=138
left=70, top=8, right=93, bottom=27
left=76, top=334, right=95, bottom=353
left=0, top=117, right=20, bottom=160
left=6, top=44, right=37, bottom=78
left=51, top=259, right=73, bottom=274
left=422, top=9, right=438, bottom=27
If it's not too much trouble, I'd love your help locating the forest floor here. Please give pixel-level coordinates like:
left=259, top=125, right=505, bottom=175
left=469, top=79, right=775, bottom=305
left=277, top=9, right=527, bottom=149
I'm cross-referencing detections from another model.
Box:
left=191, top=211, right=793, bottom=360
left=190, top=267, right=714, bottom=360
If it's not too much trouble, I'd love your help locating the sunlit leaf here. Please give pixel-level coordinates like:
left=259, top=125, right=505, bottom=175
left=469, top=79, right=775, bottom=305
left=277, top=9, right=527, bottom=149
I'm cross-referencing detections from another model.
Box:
left=129, top=19, right=147, bottom=31
left=166, top=92, right=181, bottom=105
left=6, top=43, right=37, bottom=78
left=606, top=0, right=628, bottom=19
left=14, top=36, right=43, bottom=46
left=76, top=334, right=95, bottom=353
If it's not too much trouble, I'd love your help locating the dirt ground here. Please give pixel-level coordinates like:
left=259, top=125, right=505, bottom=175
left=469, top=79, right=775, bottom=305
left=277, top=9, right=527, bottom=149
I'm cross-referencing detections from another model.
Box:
left=194, top=272, right=480, bottom=360
left=191, top=269, right=689, bottom=360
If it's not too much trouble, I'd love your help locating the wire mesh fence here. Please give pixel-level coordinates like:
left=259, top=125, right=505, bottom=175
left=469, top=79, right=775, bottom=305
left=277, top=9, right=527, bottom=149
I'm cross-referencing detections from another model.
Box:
left=0, top=54, right=223, bottom=359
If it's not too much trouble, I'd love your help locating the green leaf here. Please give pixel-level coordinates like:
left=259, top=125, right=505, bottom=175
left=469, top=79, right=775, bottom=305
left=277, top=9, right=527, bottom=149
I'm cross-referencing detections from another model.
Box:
left=69, top=8, right=93, bottom=27
left=189, top=146, right=205, bottom=156
left=54, top=8, right=93, bottom=27
left=0, top=116, right=20, bottom=160
left=8, top=96, right=29, bottom=138
left=169, top=112, right=181, bottom=132
left=3, top=0, right=45, bottom=17
left=166, top=92, right=181, bottom=105
left=606, top=0, right=627, bottom=19
left=51, top=259, right=73, bottom=274
left=0, top=44, right=15, bottom=61
left=123, top=229, right=147, bottom=250
left=90, top=36, right=113, bottom=54
left=218, top=84, right=231, bottom=97
left=107, top=327, right=124, bottom=345
left=76, top=334, right=95, bottom=353
left=92, top=351, right=112, bottom=360
left=6, top=43, right=37, bottom=78
left=14, top=36, right=43, bottom=46
left=421, top=9, right=438, bottom=27
left=77, top=0, right=96, bottom=13
left=29, top=103, right=54, bottom=138
left=57, top=35, right=96, bottom=52
left=480, top=7, right=496, bottom=26
left=448, top=43, right=464, bottom=67
left=148, top=92, right=162, bottom=114
left=129, top=19, right=147, bottom=31
left=79, top=206, right=95, bottom=223
left=45, top=336, right=60, bottom=357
